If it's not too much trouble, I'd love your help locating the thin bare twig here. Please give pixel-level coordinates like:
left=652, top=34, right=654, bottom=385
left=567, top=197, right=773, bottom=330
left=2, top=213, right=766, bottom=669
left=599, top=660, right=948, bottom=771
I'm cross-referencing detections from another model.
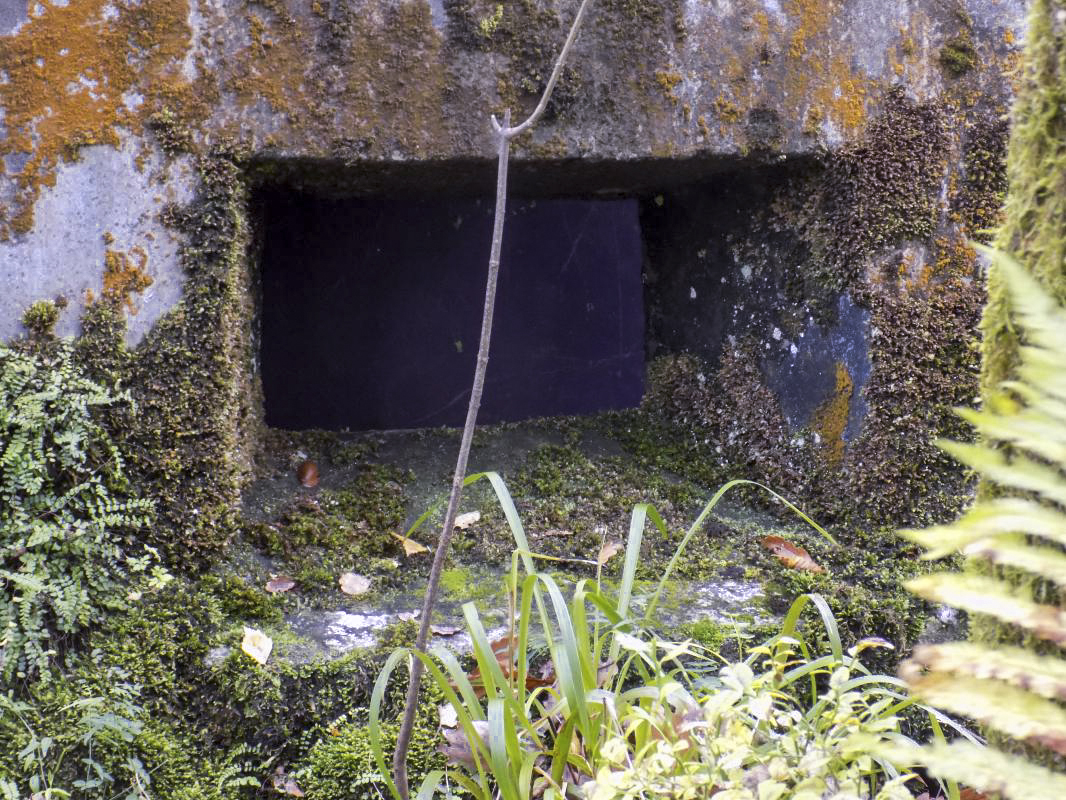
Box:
left=390, top=2, right=593, bottom=797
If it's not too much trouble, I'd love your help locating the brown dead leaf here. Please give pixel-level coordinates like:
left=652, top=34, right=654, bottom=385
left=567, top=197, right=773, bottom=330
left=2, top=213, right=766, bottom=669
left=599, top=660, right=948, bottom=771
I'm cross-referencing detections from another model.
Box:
left=454, top=511, right=481, bottom=529
left=273, top=767, right=305, bottom=797
left=431, top=624, right=462, bottom=636
left=338, top=572, right=371, bottom=595
left=597, top=540, right=623, bottom=566
left=761, top=535, right=825, bottom=573
left=461, top=633, right=554, bottom=697
left=440, top=720, right=488, bottom=769
left=296, top=460, right=319, bottom=488
left=390, top=531, right=430, bottom=556
left=265, top=575, right=296, bottom=593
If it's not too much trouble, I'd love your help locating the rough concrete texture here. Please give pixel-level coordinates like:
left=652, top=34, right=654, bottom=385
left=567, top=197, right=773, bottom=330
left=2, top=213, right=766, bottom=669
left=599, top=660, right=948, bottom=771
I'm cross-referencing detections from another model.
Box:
left=0, top=0, right=26, bottom=36
left=0, top=0, right=1026, bottom=527
left=0, top=137, right=195, bottom=345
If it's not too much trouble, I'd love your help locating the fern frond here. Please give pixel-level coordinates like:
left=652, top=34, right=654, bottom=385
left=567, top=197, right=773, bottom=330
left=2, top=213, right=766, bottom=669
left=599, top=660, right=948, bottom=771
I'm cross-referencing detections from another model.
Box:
left=907, top=642, right=1066, bottom=700
left=961, top=536, right=1066, bottom=586
left=905, top=573, right=1066, bottom=644
left=938, top=441, right=1066, bottom=506
left=877, top=740, right=1066, bottom=798
left=902, top=497, right=1066, bottom=557
left=901, top=672, right=1066, bottom=755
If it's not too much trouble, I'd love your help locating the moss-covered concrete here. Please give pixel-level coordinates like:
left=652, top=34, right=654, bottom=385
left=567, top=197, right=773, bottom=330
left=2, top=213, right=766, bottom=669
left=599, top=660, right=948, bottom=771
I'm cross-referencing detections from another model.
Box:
left=0, top=0, right=1031, bottom=792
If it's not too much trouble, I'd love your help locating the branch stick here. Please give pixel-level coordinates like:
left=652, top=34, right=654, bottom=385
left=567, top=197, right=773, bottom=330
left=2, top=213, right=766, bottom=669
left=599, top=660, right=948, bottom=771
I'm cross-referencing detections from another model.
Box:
left=391, top=107, right=511, bottom=800
left=391, top=3, right=592, bottom=797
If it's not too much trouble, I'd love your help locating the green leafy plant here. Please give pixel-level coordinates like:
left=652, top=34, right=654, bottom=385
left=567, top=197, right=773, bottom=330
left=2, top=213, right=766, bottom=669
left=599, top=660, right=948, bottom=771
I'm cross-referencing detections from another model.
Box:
left=0, top=668, right=147, bottom=799
left=880, top=249, right=1066, bottom=796
left=368, top=474, right=957, bottom=800
left=0, top=341, right=155, bottom=680
left=585, top=602, right=921, bottom=800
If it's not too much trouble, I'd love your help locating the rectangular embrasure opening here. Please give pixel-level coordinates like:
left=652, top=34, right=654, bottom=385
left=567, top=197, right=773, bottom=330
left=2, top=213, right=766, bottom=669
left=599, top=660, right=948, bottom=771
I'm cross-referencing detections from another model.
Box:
left=256, top=188, right=646, bottom=430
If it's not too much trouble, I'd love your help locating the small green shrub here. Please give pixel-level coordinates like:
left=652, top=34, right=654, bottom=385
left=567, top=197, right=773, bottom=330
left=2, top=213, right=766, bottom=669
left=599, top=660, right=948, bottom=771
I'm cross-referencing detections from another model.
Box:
left=0, top=341, right=156, bottom=680
left=373, top=475, right=935, bottom=800
left=587, top=627, right=916, bottom=800
left=20, top=302, right=60, bottom=338
left=301, top=721, right=443, bottom=800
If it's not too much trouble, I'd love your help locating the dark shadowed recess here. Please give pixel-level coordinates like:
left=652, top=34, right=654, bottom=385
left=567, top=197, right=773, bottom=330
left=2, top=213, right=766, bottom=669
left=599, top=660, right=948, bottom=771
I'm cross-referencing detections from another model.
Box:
left=252, top=154, right=825, bottom=432
left=256, top=188, right=645, bottom=430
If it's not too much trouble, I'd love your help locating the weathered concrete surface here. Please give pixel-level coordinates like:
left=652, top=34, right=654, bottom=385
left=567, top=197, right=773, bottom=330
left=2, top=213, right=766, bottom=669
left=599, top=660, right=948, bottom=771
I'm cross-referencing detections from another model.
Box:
left=0, top=137, right=194, bottom=344
left=0, top=0, right=26, bottom=36
left=0, top=0, right=1027, bottom=532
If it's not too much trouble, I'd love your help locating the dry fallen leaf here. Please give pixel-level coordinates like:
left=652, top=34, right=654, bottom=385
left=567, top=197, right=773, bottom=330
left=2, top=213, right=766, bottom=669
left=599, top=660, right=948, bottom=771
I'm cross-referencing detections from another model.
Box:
left=431, top=624, right=462, bottom=636
left=540, top=528, right=574, bottom=538
left=265, top=575, right=296, bottom=593
left=296, top=460, right=320, bottom=488
left=241, top=626, right=273, bottom=665
left=391, top=531, right=430, bottom=556
left=338, top=572, right=371, bottom=595
left=462, top=634, right=555, bottom=697
left=597, top=540, right=623, bottom=566
left=761, top=535, right=825, bottom=573
left=454, top=511, right=481, bottom=529
left=272, top=767, right=305, bottom=797
left=439, top=702, right=459, bottom=728
left=440, top=720, right=488, bottom=769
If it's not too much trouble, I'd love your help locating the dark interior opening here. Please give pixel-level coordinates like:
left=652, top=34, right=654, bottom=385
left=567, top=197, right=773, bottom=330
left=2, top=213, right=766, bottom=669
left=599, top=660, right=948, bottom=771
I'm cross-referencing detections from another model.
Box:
left=257, top=188, right=646, bottom=431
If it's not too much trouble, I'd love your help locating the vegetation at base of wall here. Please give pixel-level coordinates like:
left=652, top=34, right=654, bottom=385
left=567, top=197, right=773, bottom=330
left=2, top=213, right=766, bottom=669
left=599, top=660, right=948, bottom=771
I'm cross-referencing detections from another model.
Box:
left=0, top=339, right=158, bottom=681
left=0, top=562, right=449, bottom=798
left=376, top=473, right=947, bottom=800
left=884, top=250, right=1066, bottom=796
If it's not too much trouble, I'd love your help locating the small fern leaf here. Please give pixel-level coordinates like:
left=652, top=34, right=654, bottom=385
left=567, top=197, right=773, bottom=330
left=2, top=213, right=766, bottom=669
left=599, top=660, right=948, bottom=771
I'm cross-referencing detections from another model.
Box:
left=0, top=570, right=47, bottom=595
left=938, top=441, right=1066, bottom=507
left=962, top=537, right=1066, bottom=586
left=903, top=497, right=1066, bottom=557
left=956, top=405, right=1066, bottom=463
left=907, top=642, right=1066, bottom=701
left=903, top=673, right=1066, bottom=754
left=905, top=573, right=1066, bottom=644
left=877, top=740, right=1066, bottom=800
left=978, top=247, right=1066, bottom=352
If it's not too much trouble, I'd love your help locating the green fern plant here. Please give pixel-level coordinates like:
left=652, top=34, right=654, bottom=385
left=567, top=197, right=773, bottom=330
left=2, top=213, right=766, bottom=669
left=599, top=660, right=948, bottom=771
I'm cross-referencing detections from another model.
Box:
left=0, top=340, right=154, bottom=681
left=879, top=248, right=1066, bottom=796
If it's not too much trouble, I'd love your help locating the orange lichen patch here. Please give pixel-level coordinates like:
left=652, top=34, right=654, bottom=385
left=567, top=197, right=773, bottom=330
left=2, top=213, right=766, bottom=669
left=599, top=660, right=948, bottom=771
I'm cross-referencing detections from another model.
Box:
left=712, top=96, right=743, bottom=122
left=787, top=0, right=827, bottom=58
left=655, top=70, right=683, bottom=104
left=781, top=1, right=869, bottom=137
left=781, top=0, right=870, bottom=137
left=222, top=1, right=447, bottom=157
left=0, top=0, right=194, bottom=239
left=711, top=0, right=872, bottom=143
left=103, top=246, right=154, bottom=314
left=813, top=361, right=854, bottom=466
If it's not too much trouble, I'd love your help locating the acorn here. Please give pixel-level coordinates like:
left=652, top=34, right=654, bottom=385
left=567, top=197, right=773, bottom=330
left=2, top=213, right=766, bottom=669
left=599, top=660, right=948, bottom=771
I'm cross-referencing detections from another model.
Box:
left=296, top=459, right=320, bottom=488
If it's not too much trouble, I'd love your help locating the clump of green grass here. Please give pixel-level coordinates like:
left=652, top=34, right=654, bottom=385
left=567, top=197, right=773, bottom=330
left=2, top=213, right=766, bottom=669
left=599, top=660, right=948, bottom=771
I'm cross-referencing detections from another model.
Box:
left=369, top=476, right=969, bottom=800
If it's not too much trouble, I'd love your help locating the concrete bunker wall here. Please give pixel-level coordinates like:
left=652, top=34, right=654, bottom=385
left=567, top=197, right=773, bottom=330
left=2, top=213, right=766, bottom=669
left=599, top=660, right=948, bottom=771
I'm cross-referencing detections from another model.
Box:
left=0, top=0, right=1025, bottom=552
